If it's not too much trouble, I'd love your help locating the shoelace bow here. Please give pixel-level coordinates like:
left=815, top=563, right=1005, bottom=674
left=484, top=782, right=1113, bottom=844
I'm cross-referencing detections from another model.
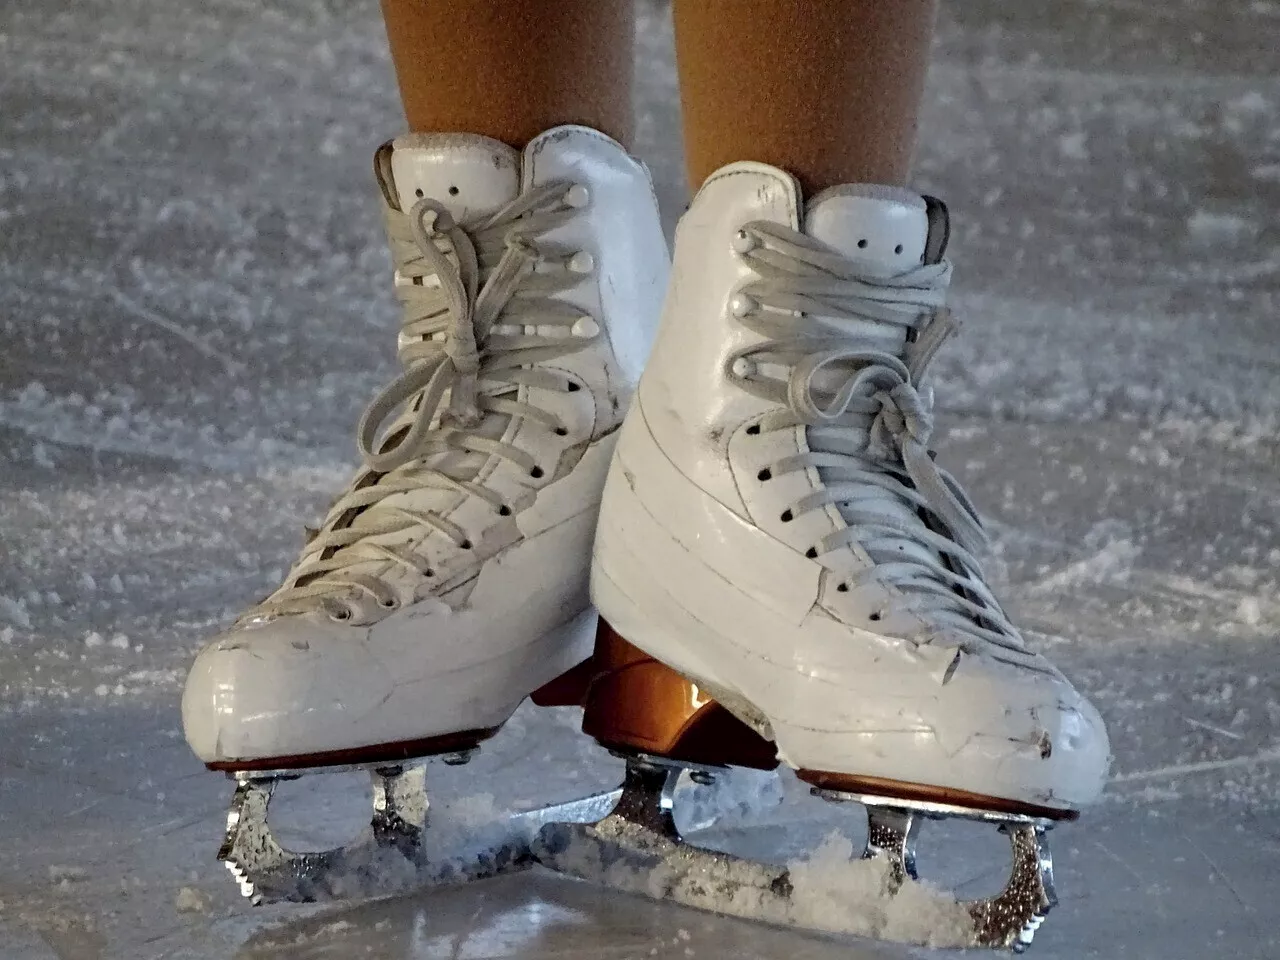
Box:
left=251, top=181, right=595, bottom=621
left=729, top=220, right=1034, bottom=661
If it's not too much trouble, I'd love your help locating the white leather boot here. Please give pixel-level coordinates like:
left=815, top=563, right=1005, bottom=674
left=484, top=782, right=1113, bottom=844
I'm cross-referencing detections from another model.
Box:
left=539, top=162, right=1111, bottom=949
left=181, top=126, right=668, bottom=902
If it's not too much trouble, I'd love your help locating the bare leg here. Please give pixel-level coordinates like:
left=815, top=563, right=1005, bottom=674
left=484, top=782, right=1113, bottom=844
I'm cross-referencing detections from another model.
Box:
left=672, top=0, right=938, bottom=191
left=380, top=0, right=635, bottom=146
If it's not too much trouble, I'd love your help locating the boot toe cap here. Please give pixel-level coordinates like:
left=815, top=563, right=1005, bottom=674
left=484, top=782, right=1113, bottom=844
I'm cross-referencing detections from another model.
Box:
left=181, top=615, right=394, bottom=765
left=929, top=650, right=1112, bottom=810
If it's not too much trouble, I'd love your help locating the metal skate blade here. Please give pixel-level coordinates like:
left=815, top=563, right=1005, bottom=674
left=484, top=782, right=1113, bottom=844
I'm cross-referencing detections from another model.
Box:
left=533, top=760, right=796, bottom=924
left=510, top=789, right=621, bottom=831
left=817, top=788, right=1057, bottom=951
left=217, top=759, right=622, bottom=906
left=533, top=760, right=1057, bottom=951
left=219, top=763, right=433, bottom=905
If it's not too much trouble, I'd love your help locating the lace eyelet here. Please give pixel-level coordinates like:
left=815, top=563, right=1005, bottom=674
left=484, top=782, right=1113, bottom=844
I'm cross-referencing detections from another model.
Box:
left=745, top=424, right=761, bottom=436
left=869, top=611, right=883, bottom=622
left=378, top=596, right=399, bottom=610
left=732, top=229, right=756, bottom=254
left=530, top=466, right=545, bottom=479
left=804, top=546, right=818, bottom=559
left=498, top=504, right=512, bottom=516
left=836, top=582, right=849, bottom=593
left=566, top=382, right=581, bottom=393
left=459, top=539, right=473, bottom=550
left=757, top=468, right=772, bottom=481
left=780, top=510, right=793, bottom=523
left=554, top=427, right=569, bottom=437
left=329, top=606, right=353, bottom=623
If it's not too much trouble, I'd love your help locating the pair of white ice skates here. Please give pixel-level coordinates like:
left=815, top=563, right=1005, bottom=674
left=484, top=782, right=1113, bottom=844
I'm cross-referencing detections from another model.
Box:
left=182, top=126, right=1110, bottom=950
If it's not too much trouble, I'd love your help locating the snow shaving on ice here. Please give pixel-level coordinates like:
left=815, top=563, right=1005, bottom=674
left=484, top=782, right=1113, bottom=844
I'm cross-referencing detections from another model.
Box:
left=787, top=832, right=972, bottom=946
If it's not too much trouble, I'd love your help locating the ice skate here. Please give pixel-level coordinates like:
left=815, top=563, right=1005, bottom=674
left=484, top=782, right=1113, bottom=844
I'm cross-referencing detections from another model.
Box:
left=533, top=163, right=1111, bottom=950
left=181, top=126, right=670, bottom=904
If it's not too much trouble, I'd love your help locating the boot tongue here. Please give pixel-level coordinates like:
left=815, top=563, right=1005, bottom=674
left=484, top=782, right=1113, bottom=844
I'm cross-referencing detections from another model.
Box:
left=286, top=137, right=527, bottom=604
left=348, top=135, right=521, bottom=567
left=387, top=132, right=520, bottom=222
left=801, top=185, right=943, bottom=581
left=804, top=184, right=930, bottom=278
left=798, top=184, right=932, bottom=377
left=382, top=133, right=521, bottom=469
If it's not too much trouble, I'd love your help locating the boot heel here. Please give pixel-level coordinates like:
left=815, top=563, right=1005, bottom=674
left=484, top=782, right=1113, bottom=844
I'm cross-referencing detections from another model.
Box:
left=529, top=656, right=598, bottom=708
left=581, top=619, right=777, bottom=770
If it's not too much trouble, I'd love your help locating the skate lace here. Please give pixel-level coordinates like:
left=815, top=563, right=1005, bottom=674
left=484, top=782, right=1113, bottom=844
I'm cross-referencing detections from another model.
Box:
left=730, top=221, right=1028, bottom=658
left=251, top=181, right=595, bottom=621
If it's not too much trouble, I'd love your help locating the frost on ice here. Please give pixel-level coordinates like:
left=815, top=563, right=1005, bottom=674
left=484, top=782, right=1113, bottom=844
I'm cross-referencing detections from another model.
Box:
left=539, top=819, right=980, bottom=947
left=786, top=832, right=972, bottom=946
left=175, top=887, right=211, bottom=914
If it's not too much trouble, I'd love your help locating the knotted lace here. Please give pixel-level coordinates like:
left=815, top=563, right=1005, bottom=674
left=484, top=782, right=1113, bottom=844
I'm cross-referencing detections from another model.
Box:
left=249, top=181, right=596, bottom=621
left=729, top=220, right=1031, bottom=660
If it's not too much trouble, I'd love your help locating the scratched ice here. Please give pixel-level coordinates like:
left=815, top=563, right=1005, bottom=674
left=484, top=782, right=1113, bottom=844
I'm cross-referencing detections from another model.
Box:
left=1, top=1, right=1277, bottom=958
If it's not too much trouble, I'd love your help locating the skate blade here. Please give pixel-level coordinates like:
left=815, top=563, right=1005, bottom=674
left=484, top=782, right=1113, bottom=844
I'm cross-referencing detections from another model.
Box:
left=533, top=759, right=1056, bottom=952
left=218, top=755, right=620, bottom=905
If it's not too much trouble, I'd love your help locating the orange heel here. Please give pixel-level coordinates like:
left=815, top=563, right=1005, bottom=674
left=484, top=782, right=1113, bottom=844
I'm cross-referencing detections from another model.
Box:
left=529, top=655, right=599, bottom=708
left=580, top=620, right=778, bottom=771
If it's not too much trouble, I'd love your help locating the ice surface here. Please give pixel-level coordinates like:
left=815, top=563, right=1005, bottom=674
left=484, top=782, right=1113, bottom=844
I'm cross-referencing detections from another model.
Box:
left=2, top=0, right=1278, bottom=958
